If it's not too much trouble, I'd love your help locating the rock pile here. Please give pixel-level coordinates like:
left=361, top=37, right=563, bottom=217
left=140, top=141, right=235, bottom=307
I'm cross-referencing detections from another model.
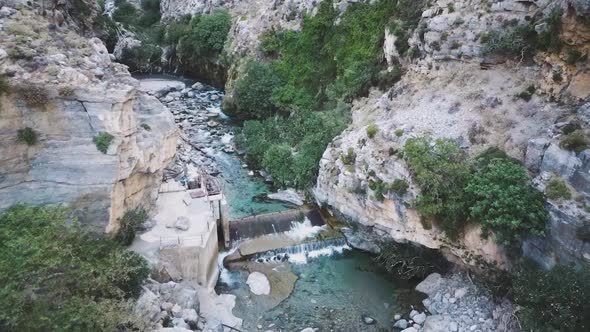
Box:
left=391, top=273, right=516, bottom=332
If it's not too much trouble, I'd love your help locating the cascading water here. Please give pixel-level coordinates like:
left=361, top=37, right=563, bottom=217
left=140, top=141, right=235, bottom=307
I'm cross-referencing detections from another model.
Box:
left=253, top=237, right=351, bottom=264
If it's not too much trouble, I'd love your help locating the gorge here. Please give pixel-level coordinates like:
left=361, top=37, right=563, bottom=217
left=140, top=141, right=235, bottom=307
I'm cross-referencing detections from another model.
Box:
left=1, top=0, right=590, bottom=331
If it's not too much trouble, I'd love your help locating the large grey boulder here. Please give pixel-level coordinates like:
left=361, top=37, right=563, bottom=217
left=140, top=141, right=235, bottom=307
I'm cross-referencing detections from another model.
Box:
left=416, top=273, right=443, bottom=296
left=525, top=138, right=550, bottom=172
left=540, top=143, right=581, bottom=179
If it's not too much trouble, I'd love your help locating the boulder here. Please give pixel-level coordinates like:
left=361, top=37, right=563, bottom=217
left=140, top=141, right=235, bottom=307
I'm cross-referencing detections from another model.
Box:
left=393, top=319, right=408, bottom=329
left=540, top=144, right=581, bottom=179
left=525, top=138, right=549, bottom=172
left=171, top=304, right=182, bottom=318
left=416, top=273, right=443, bottom=296
left=135, top=288, right=161, bottom=323
left=246, top=272, right=271, bottom=295
left=152, top=261, right=183, bottom=283
left=361, top=315, right=376, bottom=325
left=182, top=308, right=199, bottom=325
left=172, top=317, right=189, bottom=329
left=413, top=312, right=427, bottom=324
left=267, top=188, right=305, bottom=206
left=401, top=327, right=417, bottom=332
left=175, top=216, right=190, bottom=231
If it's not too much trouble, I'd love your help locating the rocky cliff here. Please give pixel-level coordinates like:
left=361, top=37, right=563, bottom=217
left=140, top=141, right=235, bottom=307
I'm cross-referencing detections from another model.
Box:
left=314, top=0, right=590, bottom=269
left=0, top=3, right=177, bottom=234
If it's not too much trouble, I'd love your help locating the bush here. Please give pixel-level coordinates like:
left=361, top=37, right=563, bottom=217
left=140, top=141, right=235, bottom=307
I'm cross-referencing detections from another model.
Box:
left=394, top=128, right=404, bottom=137
left=390, top=179, right=409, bottom=196
left=560, top=130, right=588, bottom=153
left=465, top=158, right=547, bottom=244
left=114, top=208, right=148, bottom=245
left=341, top=147, right=356, bottom=165
left=0, top=205, right=149, bottom=331
left=403, top=137, right=471, bottom=239
left=94, top=132, right=114, bottom=154
left=482, top=8, right=562, bottom=58
left=17, top=127, right=37, bottom=145
left=188, top=10, right=231, bottom=57
left=545, top=177, right=571, bottom=200
left=513, top=263, right=590, bottom=331
left=141, top=123, right=151, bottom=131
left=366, top=124, right=379, bottom=138
left=230, top=61, right=282, bottom=120
left=262, top=144, right=294, bottom=187
left=260, top=29, right=282, bottom=56
left=15, top=84, right=49, bottom=108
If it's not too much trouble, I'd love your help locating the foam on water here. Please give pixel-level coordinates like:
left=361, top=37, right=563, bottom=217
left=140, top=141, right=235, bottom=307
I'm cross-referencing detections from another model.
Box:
left=284, top=217, right=325, bottom=241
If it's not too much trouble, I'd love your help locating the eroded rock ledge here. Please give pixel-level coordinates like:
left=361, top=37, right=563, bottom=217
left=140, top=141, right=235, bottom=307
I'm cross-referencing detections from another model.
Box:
left=0, top=4, right=177, bottom=233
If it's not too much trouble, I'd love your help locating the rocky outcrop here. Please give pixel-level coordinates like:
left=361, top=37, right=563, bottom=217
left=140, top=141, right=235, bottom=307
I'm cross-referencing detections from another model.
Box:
left=410, top=273, right=518, bottom=332
left=0, top=4, right=177, bottom=234
left=315, top=0, right=590, bottom=268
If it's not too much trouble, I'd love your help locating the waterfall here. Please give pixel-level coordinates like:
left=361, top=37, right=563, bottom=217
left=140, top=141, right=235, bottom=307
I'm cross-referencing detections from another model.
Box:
left=253, top=237, right=350, bottom=264
left=217, top=245, right=239, bottom=286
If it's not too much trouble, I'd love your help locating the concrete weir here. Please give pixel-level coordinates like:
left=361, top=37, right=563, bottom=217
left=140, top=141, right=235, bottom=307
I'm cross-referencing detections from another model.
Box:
left=229, top=207, right=325, bottom=244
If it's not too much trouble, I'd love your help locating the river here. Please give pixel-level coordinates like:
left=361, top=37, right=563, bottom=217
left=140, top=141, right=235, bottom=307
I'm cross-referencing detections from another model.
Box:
left=138, top=75, right=425, bottom=331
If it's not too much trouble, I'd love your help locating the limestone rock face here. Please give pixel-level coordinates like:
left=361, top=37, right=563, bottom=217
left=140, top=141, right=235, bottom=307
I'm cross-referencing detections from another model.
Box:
left=0, top=5, right=177, bottom=234
left=315, top=0, right=590, bottom=268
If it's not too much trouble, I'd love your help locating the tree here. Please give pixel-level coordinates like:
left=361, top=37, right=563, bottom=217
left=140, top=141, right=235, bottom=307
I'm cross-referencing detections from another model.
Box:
left=465, top=158, right=547, bottom=244
left=262, top=144, right=293, bottom=187
left=403, top=137, right=471, bottom=239
left=230, top=61, right=282, bottom=120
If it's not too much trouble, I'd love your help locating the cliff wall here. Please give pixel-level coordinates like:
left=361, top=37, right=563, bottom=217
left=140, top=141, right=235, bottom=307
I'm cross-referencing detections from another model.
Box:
left=0, top=3, right=177, bottom=234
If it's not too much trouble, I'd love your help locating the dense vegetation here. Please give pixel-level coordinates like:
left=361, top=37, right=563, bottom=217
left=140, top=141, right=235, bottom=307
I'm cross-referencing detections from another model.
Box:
left=403, top=139, right=547, bottom=243
left=0, top=205, right=149, bottom=331
left=234, top=0, right=424, bottom=188
left=403, top=138, right=471, bottom=239
left=513, top=263, right=590, bottom=331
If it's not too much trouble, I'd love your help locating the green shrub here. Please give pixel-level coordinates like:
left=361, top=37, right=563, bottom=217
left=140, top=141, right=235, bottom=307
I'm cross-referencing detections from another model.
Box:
left=431, top=40, right=441, bottom=51
left=0, top=205, right=149, bottom=331
left=262, top=144, right=294, bottom=187
left=114, top=208, right=148, bottom=246
left=188, top=10, right=231, bottom=57
left=390, top=178, right=409, bottom=195
left=560, top=130, right=588, bottom=153
left=260, top=29, right=282, bottom=56
left=394, top=128, right=404, bottom=137
left=341, top=147, right=356, bottom=165
left=94, top=132, right=114, bottom=154
left=141, top=123, right=151, bottom=131
left=17, top=127, right=37, bottom=145
left=465, top=158, right=547, bottom=244
left=403, top=137, right=471, bottom=239
left=450, top=41, right=461, bottom=50
left=366, top=124, right=379, bottom=138
left=545, top=177, right=571, bottom=200
left=513, top=263, right=590, bottom=331
left=230, top=61, right=282, bottom=120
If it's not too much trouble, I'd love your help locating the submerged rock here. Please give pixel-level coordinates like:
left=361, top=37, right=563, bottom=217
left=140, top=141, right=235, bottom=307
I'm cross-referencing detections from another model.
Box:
left=361, top=315, right=376, bottom=325
left=246, top=271, right=271, bottom=295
